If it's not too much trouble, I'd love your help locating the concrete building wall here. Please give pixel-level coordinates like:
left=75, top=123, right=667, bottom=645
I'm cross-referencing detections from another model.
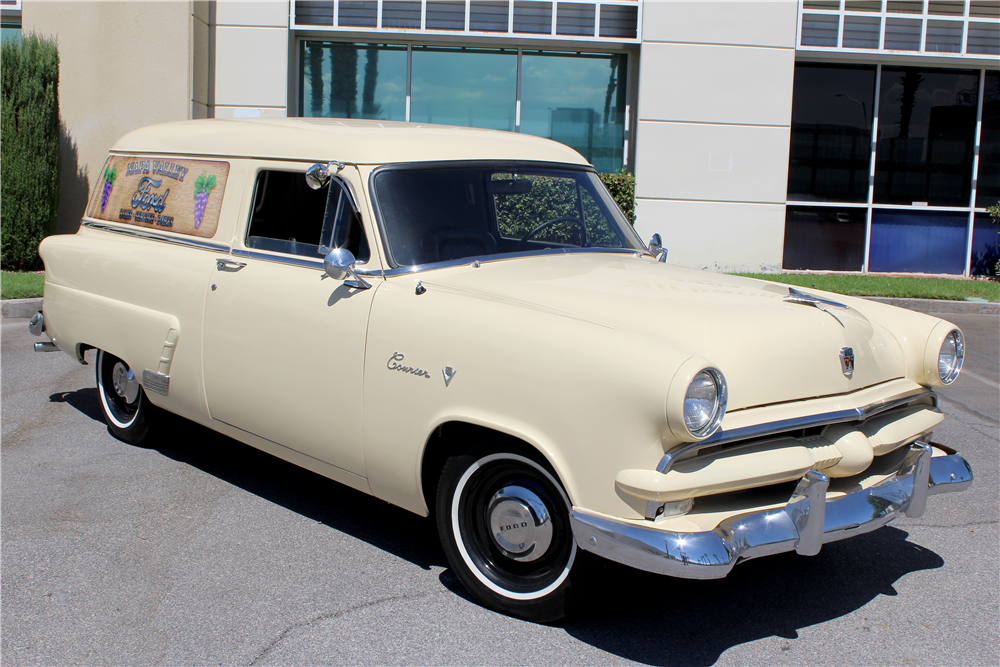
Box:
left=632, top=1, right=798, bottom=272
left=22, top=1, right=208, bottom=234
left=212, top=1, right=288, bottom=119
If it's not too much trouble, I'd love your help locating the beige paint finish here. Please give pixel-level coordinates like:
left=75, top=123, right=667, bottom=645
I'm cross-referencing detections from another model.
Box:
left=38, top=119, right=964, bottom=532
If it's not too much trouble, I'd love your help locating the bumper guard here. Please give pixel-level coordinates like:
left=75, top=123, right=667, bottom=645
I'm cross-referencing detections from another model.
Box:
left=571, top=442, right=972, bottom=579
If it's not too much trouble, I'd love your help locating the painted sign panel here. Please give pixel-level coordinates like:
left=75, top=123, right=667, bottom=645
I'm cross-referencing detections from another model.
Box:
left=86, top=156, right=230, bottom=238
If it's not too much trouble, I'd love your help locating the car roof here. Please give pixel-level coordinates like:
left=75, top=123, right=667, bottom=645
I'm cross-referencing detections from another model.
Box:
left=112, top=117, right=591, bottom=166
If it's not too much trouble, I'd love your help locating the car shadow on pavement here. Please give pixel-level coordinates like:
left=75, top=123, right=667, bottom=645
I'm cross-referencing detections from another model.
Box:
left=49, top=388, right=105, bottom=423
left=52, top=394, right=946, bottom=663
left=138, top=413, right=449, bottom=573
left=560, top=527, right=944, bottom=666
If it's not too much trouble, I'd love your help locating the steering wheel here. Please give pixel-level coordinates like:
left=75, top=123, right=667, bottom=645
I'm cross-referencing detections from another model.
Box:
left=518, top=216, right=588, bottom=249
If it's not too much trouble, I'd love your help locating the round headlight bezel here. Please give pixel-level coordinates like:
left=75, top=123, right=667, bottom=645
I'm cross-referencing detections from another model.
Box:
left=937, top=329, right=964, bottom=385
left=683, top=368, right=728, bottom=439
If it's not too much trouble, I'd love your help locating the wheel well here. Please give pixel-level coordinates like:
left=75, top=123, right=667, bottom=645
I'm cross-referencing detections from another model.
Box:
left=420, top=422, right=555, bottom=518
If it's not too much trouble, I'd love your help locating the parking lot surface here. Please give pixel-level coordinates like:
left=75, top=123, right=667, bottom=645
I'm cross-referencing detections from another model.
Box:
left=2, top=311, right=997, bottom=666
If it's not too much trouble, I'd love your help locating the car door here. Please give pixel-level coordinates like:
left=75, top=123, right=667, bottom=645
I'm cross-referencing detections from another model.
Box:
left=202, top=163, right=378, bottom=477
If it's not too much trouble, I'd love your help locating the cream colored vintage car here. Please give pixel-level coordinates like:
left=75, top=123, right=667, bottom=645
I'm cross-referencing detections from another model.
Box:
left=32, top=118, right=972, bottom=622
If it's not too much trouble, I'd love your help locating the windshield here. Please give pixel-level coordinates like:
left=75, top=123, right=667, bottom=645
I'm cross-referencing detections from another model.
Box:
left=372, top=165, right=644, bottom=268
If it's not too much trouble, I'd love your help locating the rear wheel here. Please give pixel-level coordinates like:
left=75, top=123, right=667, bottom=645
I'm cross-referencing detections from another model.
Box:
left=436, top=448, right=578, bottom=623
left=96, top=350, right=152, bottom=445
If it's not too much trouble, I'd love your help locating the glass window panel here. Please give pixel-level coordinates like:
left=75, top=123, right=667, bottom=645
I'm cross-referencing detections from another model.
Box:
left=967, top=21, right=1000, bottom=55
left=513, top=0, right=552, bottom=34
left=970, top=0, right=1000, bottom=18
left=300, top=42, right=408, bottom=121
left=783, top=206, right=868, bottom=271
left=410, top=47, right=517, bottom=130
left=843, top=15, right=881, bottom=48
left=787, top=63, right=876, bottom=203
left=1, top=25, right=21, bottom=43
left=295, top=0, right=334, bottom=26
left=884, top=18, right=922, bottom=50
left=556, top=2, right=595, bottom=37
left=887, top=1, right=924, bottom=13
left=339, top=0, right=377, bottom=27
left=803, top=1, right=840, bottom=9
left=845, top=1, right=882, bottom=11
left=801, top=13, right=840, bottom=47
left=599, top=4, right=638, bottom=39
left=426, top=1, right=466, bottom=30
left=874, top=67, right=979, bottom=207
left=470, top=0, right=510, bottom=32
left=520, top=51, right=627, bottom=173
left=976, top=72, right=1000, bottom=208
left=925, top=19, right=964, bottom=52
left=970, top=213, right=1000, bottom=276
left=927, top=0, right=964, bottom=15
left=868, top=209, right=968, bottom=274
left=382, top=1, right=421, bottom=29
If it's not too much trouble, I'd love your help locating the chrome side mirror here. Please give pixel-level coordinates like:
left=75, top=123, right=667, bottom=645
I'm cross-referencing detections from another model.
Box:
left=323, top=247, right=372, bottom=290
left=648, top=233, right=668, bottom=263
left=305, top=160, right=346, bottom=190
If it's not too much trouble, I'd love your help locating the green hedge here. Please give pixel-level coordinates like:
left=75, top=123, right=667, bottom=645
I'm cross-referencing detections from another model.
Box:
left=599, top=169, right=635, bottom=224
left=1, top=33, right=61, bottom=271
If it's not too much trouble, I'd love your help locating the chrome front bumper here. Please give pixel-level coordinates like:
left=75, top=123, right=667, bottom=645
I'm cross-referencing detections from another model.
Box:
left=571, top=442, right=972, bottom=579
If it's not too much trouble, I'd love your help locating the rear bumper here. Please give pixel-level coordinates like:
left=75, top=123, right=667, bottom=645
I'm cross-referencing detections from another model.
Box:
left=571, top=442, right=972, bottom=579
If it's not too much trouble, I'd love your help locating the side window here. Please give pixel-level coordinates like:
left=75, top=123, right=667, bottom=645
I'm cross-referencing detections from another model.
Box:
left=246, top=171, right=328, bottom=257
left=245, top=170, right=369, bottom=262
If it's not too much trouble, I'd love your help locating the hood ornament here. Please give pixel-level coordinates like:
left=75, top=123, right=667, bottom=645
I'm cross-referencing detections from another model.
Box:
left=443, top=366, right=457, bottom=387
left=785, top=288, right=849, bottom=327
left=840, top=347, right=855, bottom=378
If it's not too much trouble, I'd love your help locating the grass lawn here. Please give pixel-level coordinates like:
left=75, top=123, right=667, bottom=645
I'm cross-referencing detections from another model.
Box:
left=1, top=272, right=45, bottom=300
left=734, top=273, right=1000, bottom=302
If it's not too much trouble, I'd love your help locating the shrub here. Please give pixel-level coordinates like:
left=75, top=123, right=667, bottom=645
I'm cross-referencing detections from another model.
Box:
left=599, top=169, right=635, bottom=225
left=989, top=203, right=1000, bottom=277
left=1, top=33, right=61, bottom=271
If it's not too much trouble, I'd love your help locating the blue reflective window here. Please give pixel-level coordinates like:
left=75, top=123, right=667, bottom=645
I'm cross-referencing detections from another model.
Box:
left=783, top=206, right=867, bottom=271
left=410, top=46, right=517, bottom=131
left=300, top=42, right=407, bottom=121
left=520, top=51, right=627, bottom=173
left=970, top=212, right=1000, bottom=277
left=868, top=209, right=969, bottom=274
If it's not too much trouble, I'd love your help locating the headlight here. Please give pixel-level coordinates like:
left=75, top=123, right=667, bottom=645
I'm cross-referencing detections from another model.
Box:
left=667, top=359, right=728, bottom=441
left=937, top=329, right=964, bottom=384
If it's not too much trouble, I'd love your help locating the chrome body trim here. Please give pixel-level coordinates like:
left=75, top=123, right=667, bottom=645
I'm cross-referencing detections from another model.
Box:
left=81, top=221, right=231, bottom=253
left=573, top=443, right=972, bottom=580
left=34, top=341, right=60, bottom=352
left=230, top=249, right=323, bottom=270
left=784, top=287, right=850, bottom=309
left=142, top=370, right=170, bottom=396
left=354, top=247, right=647, bottom=278
left=28, top=311, right=44, bottom=336
left=656, top=389, right=939, bottom=474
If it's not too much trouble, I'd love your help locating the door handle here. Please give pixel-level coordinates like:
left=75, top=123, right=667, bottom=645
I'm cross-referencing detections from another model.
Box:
left=216, top=259, right=247, bottom=272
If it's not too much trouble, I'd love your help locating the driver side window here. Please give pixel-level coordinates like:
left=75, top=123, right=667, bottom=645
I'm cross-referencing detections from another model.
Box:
left=245, top=169, right=369, bottom=262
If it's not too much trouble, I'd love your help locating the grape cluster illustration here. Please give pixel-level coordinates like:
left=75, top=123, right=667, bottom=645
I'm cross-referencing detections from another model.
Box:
left=193, top=171, right=217, bottom=229
left=100, top=164, right=117, bottom=212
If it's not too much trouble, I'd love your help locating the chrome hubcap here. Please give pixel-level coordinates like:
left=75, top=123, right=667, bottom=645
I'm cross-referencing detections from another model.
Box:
left=111, top=362, right=139, bottom=403
left=487, top=485, right=553, bottom=562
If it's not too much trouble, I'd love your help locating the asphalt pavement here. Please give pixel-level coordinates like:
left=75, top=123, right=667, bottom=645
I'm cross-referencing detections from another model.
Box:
left=2, top=311, right=997, bottom=666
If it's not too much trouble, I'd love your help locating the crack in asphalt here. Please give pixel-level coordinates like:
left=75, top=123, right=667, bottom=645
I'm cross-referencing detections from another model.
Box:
left=936, top=393, right=1000, bottom=427
left=248, top=586, right=454, bottom=666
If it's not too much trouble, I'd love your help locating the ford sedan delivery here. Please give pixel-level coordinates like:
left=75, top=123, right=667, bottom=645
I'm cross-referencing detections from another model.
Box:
left=32, top=118, right=973, bottom=622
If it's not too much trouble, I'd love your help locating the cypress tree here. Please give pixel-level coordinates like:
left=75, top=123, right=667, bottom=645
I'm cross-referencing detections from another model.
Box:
left=1, top=33, right=61, bottom=271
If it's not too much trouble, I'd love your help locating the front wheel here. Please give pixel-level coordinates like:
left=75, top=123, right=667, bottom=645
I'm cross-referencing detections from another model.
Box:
left=436, top=449, right=578, bottom=623
left=96, top=349, right=153, bottom=445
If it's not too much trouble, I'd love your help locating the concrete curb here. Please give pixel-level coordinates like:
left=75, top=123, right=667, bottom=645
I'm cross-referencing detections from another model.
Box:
left=1, top=298, right=42, bottom=319
left=863, top=297, right=1000, bottom=315
left=2, top=296, right=997, bottom=319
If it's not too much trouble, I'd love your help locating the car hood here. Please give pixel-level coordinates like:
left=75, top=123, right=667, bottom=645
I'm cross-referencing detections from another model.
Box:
left=417, top=252, right=907, bottom=411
